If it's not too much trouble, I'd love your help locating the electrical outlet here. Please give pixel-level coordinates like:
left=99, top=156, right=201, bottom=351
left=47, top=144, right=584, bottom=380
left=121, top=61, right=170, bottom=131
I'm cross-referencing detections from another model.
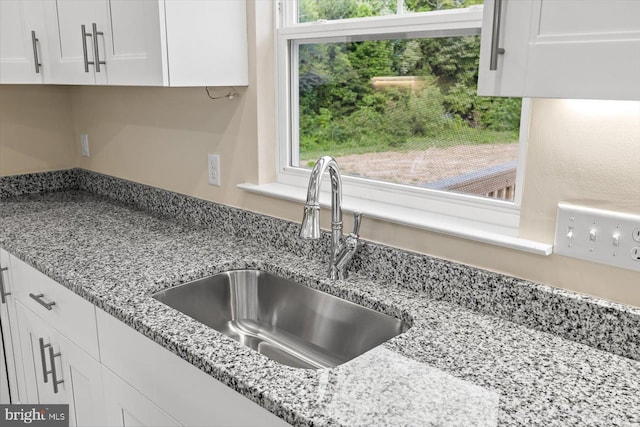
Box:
left=208, top=154, right=221, bottom=186
left=81, top=134, right=90, bottom=157
left=554, top=203, right=640, bottom=272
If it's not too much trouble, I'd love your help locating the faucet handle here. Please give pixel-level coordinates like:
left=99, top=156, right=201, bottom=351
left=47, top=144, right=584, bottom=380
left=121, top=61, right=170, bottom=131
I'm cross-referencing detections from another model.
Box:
left=352, top=211, right=362, bottom=236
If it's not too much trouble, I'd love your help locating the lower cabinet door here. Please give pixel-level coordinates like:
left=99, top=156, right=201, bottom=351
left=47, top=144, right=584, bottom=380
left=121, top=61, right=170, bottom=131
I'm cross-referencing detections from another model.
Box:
left=14, top=301, right=106, bottom=426
left=0, top=327, right=10, bottom=403
left=14, top=300, right=44, bottom=404
left=0, top=249, right=26, bottom=404
left=103, top=367, right=181, bottom=427
left=97, top=309, right=290, bottom=427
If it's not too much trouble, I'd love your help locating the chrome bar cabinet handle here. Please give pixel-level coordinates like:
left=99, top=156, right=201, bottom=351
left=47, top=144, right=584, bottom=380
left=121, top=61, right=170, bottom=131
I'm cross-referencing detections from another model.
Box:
left=29, top=293, right=56, bottom=310
left=0, top=267, right=10, bottom=304
left=48, top=346, right=64, bottom=393
left=92, top=23, right=105, bottom=72
left=31, top=31, right=42, bottom=74
left=38, top=338, right=52, bottom=383
left=489, top=0, right=506, bottom=70
left=81, top=24, right=94, bottom=72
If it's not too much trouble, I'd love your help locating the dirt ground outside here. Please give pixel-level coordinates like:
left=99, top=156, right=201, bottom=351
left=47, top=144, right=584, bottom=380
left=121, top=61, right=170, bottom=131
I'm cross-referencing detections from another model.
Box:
left=322, top=143, right=520, bottom=187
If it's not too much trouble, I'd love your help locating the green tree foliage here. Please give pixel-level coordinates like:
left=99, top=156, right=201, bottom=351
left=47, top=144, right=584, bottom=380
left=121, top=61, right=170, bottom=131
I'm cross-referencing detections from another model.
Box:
left=299, top=0, right=397, bottom=22
left=404, top=0, right=483, bottom=13
left=297, top=0, right=522, bottom=160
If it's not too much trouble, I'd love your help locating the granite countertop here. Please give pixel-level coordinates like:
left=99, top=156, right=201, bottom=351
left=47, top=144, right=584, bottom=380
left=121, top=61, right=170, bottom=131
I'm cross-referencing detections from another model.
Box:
left=1, top=181, right=639, bottom=426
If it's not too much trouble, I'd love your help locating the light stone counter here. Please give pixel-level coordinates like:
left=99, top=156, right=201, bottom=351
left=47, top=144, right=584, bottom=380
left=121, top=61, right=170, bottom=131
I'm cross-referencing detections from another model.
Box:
left=0, top=170, right=638, bottom=426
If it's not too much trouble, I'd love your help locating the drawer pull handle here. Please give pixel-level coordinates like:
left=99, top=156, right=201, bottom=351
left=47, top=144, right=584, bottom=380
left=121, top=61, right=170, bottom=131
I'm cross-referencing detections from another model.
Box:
left=39, top=338, right=52, bottom=383
left=0, top=267, right=11, bottom=304
left=29, top=293, right=56, bottom=310
left=48, top=345, right=64, bottom=394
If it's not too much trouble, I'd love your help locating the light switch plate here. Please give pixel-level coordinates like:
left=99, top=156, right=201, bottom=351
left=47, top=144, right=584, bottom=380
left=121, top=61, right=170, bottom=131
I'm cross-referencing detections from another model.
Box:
left=554, top=203, right=640, bottom=272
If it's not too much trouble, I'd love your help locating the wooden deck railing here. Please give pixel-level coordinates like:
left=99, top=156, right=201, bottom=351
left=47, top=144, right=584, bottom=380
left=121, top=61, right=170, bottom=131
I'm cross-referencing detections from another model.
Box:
left=423, top=160, right=517, bottom=201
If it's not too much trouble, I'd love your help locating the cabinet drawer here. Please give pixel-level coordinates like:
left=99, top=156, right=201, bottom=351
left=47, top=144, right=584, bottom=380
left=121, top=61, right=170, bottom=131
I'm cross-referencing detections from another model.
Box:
left=10, top=255, right=99, bottom=360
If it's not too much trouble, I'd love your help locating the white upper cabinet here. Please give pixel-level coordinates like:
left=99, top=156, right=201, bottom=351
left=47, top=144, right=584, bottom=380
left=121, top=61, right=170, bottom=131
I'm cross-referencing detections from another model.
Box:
left=43, top=0, right=165, bottom=85
left=164, top=0, right=248, bottom=86
left=43, top=0, right=109, bottom=85
left=478, top=0, right=640, bottom=100
left=0, top=0, right=48, bottom=83
left=0, top=0, right=248, bottom=86
left=99, top=0, right=166, bottom=86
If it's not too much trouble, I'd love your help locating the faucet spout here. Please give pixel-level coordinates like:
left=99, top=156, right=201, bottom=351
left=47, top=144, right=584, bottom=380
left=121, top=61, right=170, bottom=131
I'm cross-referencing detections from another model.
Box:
left=299, top=156, right=343, bottom=239
left=299, top=156, right=361, bottom=279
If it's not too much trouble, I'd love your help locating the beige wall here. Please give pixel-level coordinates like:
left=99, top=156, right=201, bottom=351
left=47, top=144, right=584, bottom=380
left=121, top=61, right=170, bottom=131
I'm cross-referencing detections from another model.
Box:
left=71, top=0, right=275, bottom=208
left=1, top=2, right=639, bottom=306
left=71, top=85, right=254, bottom=207
left=0, top=85, right=75, bottom=175
left=518, top=98, right=640, bottom=305
left=521, top=98, right=640, bottom=241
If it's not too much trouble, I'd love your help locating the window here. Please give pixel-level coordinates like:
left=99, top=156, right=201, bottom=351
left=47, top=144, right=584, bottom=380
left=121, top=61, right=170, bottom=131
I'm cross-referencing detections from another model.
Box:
left=274, top=0, right=532, bottom=241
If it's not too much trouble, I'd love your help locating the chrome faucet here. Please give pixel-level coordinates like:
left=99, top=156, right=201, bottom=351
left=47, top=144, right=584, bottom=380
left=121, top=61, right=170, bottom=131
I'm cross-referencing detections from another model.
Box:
left=299, top=156, right=362, bottom=280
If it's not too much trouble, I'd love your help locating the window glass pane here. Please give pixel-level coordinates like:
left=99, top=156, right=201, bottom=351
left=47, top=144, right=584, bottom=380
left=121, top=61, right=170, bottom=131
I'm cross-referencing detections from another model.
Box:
left=294, top=35, right=522, bottom=201
left=403, top=0, right=484, bottom=13
left=299, top=0, right=397, bottom=22
left=298, top=0, right=485, bottom=23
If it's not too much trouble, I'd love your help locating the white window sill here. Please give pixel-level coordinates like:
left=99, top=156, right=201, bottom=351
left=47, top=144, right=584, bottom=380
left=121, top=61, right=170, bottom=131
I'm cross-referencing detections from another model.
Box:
left=238, top=182, right=553, bottom=256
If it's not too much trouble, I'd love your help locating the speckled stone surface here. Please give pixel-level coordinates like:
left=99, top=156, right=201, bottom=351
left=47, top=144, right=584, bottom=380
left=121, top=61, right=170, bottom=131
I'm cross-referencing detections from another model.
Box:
left=1, top=171, right=639, bottom=426
left=0, top=169, right=77, bottom=198
left=71, top=169, right=640, bottom=362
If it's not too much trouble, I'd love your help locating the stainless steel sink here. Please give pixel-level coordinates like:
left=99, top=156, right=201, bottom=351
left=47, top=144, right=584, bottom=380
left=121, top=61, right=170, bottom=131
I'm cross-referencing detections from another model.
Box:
left=152, top=270, right=410, bottom=369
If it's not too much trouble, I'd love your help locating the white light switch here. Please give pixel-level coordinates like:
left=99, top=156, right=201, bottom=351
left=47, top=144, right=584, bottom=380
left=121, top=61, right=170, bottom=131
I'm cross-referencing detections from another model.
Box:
left=612, top=232, right=620, bottom=247
left=554, top=203, right=640, bottom=272
left=566, top=226, right=574, bottom=246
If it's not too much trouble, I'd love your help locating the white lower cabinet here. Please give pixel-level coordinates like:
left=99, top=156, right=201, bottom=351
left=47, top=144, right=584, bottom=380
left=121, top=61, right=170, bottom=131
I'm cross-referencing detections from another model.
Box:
left=97, top=309, right=289, bottom=427
left=0, top=249, right=27, bottom=404
left=14, top=300, right=106, bottom=426
left=103, top=367, right=180, bottom=427
left=0, top=326, right=10, bottom=403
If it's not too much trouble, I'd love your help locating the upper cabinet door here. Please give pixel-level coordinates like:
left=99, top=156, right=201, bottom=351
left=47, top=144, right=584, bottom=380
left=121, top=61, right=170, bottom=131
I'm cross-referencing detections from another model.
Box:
left=478, top=0, right=640, bottom=100
left=44, top=0, right=106, bottom=85
left=99, top=0, right=166, bottom=86
left=165, top=0, right=248, bottom=86
left=0, top=0, right=48, bottom=83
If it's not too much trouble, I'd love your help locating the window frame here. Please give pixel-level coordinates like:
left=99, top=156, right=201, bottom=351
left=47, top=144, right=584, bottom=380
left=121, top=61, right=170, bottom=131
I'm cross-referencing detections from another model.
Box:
left=274, top=1, right=531, bottom=238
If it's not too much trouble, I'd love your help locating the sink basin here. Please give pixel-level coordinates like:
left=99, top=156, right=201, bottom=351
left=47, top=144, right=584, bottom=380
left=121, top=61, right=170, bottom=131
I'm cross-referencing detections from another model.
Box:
left=152, top=270, right=409, bottom=369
